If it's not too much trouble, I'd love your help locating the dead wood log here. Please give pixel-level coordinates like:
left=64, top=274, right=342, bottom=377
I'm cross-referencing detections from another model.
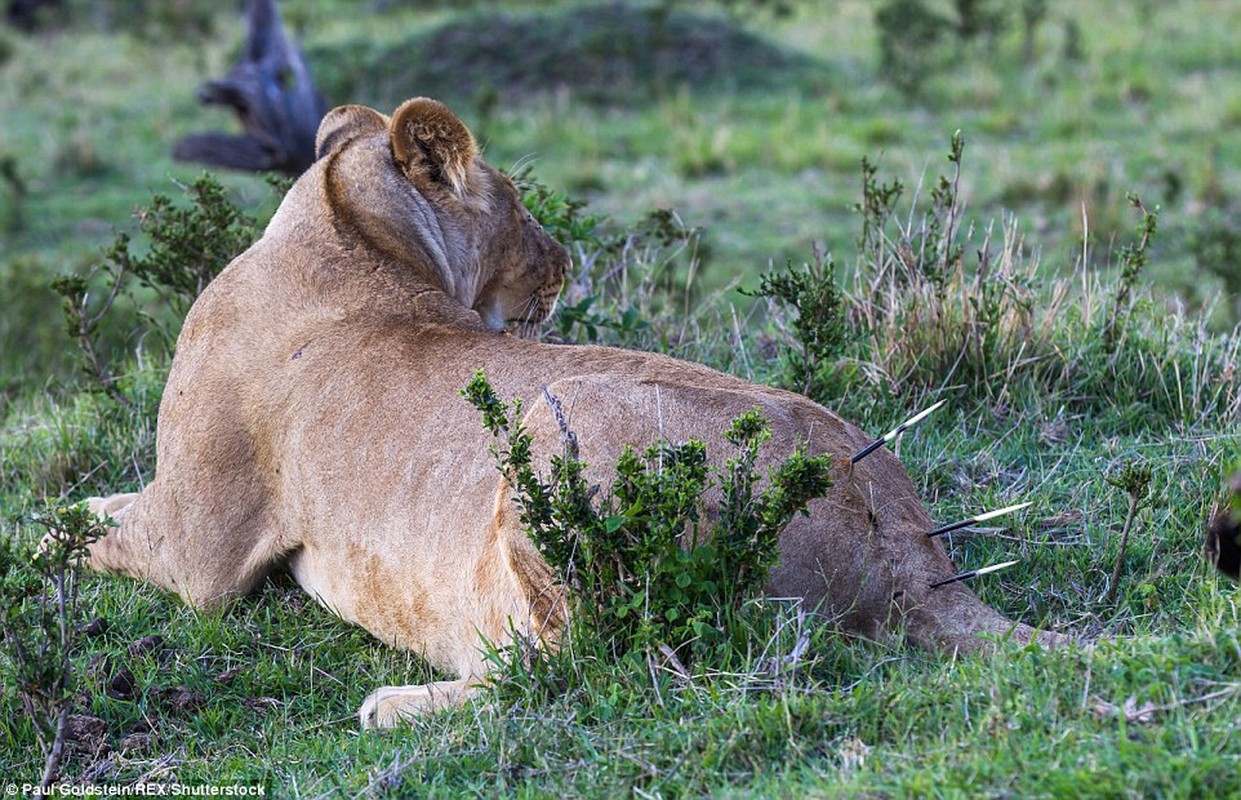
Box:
left=6, top=0, right=60, bottom=31
left=173, top=0, right=325, bottom=176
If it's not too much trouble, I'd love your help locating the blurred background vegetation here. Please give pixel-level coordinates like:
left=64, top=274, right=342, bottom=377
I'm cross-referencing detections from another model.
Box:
left=3, top=0, right=1241, bottom=401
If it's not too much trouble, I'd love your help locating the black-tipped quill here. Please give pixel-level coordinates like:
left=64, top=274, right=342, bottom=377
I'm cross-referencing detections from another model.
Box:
left=929, top=559, right=1019, bottom=589
left=851, top=400, right=945, bottom=464
left=926, top=501, right=1033, bottom=538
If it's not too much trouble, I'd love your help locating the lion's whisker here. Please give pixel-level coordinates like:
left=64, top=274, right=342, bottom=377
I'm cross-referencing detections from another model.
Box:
left=507, top=152, right=539, bottom=178
left=516, top=293, right=545, bottom=339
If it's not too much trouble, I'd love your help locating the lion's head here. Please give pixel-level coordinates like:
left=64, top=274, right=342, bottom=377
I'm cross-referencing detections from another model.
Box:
left=304, top=97, right=569, bottom=331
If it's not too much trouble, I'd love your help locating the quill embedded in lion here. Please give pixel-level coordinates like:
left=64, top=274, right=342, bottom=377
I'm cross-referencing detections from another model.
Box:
left=78, top=98, right=1062, bottom=729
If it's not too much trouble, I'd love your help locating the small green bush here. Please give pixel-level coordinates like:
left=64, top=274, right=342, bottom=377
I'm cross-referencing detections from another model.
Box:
left=1188, top=206, right=1241, bottom=318
left=874, top=0, right=953, bottom=96
left=749, top=135, right=1241, bottom=431
left=0, top=502, right=108, bottom=787
left=551, top=208, right=714, bottom=356
left=50, top=173, right=274, bottom=403
left=743, top=246, right=847, bottom=397
left=874, top=0, right=1053, bottom=94
left=462, top=371, right=832, bottom=675
left=0, top=153, right=25, bottom=232
left=1102, top=193, right=1158, bottom=353
left=509, top=166, right=602, bottom=252
left=0, top=255, right=66, bottom=397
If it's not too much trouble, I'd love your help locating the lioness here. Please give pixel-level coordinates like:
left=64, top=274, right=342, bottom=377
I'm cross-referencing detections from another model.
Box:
left=85, top=98, right=1056, bottom=728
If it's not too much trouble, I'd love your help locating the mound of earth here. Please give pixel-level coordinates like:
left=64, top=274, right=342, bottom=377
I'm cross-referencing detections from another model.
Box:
left=310, top=3, right=827, bottom=107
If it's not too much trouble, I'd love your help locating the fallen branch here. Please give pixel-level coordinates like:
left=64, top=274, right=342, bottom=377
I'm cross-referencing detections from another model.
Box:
left=173, top=0, right=325, bottom=176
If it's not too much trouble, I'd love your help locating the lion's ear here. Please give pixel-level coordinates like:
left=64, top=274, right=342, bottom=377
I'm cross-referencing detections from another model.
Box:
left=316, top=105, right=389, bottom=160
left=389, top=97, right=479, bottom=196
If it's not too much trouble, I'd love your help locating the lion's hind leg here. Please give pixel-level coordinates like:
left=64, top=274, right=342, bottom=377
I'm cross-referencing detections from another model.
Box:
left=358, top=679, right=484, bottom=729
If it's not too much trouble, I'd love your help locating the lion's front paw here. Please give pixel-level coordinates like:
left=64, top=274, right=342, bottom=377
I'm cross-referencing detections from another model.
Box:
left=86, top=493, right=141, bottom=524
left=358, top=679, right=479, bottom=729
left=35, top=529, right=61, bottom=559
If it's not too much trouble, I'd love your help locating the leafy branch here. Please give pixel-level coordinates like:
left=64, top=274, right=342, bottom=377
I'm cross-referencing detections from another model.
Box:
left=1, top=504, right=108, bottom=788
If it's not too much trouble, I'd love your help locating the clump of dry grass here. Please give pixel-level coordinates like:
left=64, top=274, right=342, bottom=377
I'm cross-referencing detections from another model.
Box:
left=787, top=142, right=1241, bottom=429
left=848, top=213, right=1045, bottom=403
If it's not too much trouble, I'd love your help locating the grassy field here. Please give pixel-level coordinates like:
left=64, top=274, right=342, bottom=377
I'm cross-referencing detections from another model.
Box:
left=2, top=0, right=1241, bottom=795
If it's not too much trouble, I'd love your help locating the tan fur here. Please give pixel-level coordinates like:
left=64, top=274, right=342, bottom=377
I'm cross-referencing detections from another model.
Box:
left=84, top=100, right=1057, bottom=729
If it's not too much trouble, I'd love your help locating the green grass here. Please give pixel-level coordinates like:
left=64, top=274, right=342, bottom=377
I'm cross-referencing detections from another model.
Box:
left=2, top=0, right=1241, bottom=795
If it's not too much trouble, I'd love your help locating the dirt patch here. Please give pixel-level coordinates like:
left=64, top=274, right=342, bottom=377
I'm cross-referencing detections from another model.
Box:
left=66, top=714, right=109, bottom=756
left=311, top=4, right=828, bottom=108
left=125, top=634, right=166, bottom=658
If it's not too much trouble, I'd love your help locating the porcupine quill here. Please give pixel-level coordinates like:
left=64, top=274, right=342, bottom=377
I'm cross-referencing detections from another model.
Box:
left=850, top=402, right=1024, bottom=591
left=926, top=501, right=1034, bottom=538
left=929, top=560, right=1020, bottom=589
left=850, top=399, right=946, bottom=464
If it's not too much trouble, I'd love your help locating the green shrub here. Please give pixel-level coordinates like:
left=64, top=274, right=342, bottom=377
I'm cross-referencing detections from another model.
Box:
left=743, top=246, right=847, bottom=397
left=874, top=0, right=1053, bottom=94
left=0, top=502, right=108, bottom=787
left=0, top=153, right=25, bottom=232
left=0, top=255, right=66, bottom=397
left=50, top=174, right=274, bottom=403
left=1102, top=193, right=1158, bottom=353
left=1188, top=206, right=1241, bottom=319
left=509, top=166, right=602, bottom=252
left=462, top=371, right=832, bottom=676
left=953, top=0, right=1008, bottom=45
left=551, top=207, right=725, bottom=362
left=874, top=0, right=952, bottom=96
